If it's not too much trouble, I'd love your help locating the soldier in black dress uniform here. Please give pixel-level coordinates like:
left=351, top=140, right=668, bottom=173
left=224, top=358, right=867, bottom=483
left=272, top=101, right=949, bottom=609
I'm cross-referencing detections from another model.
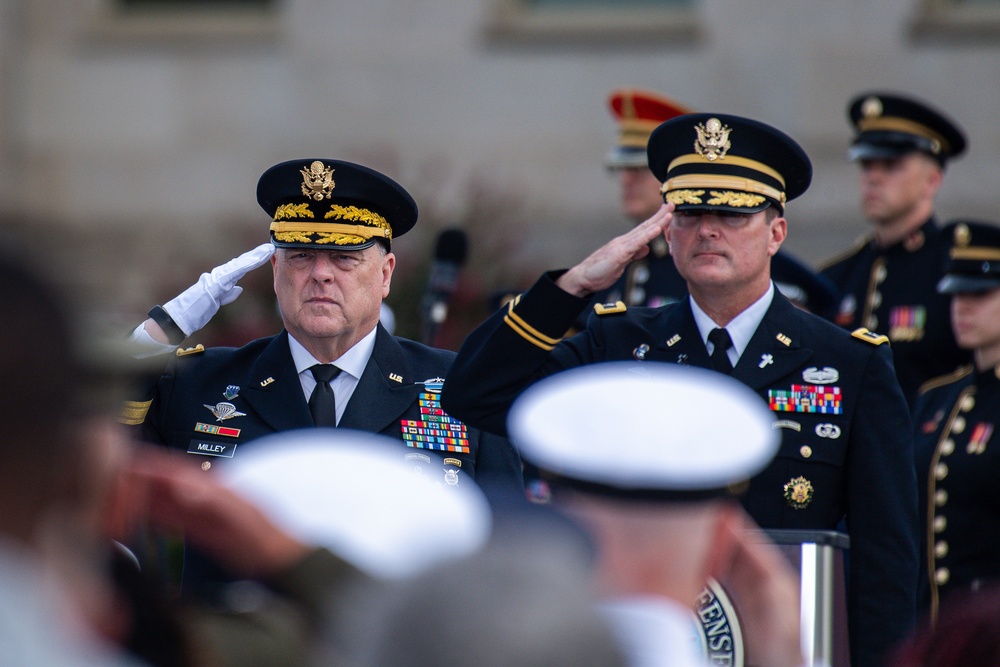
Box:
left=124, top=159, right=523, bottom=598
left=442, top=113, right=918, bottom=667
left=912, top=221, right=1000, bottom=624
left=820, top=92, right=971, bottom=407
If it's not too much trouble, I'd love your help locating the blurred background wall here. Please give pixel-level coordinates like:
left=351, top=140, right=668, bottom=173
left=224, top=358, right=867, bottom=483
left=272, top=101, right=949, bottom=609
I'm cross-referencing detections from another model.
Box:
left=1, top=0, right=998, bottom=347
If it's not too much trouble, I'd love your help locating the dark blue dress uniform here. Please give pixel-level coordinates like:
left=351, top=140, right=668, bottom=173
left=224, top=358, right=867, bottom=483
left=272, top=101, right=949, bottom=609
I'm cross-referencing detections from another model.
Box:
left=821, top=218, right=968, bottom=407
left=443, top=113, right=918, bottom=667
left=134, top=327, right=522, bottom=493
left=913, top=365, right=1000, bottom=619
left=911, top=220, right=1000, bottom=622
left=820, top=92, right=972, bottom=407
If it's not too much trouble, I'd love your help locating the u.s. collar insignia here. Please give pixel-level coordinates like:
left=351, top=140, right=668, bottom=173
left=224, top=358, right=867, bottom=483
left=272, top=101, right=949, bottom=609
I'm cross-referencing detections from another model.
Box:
left=783, top=476, right=814, bottom=509
left=300, top=160, right=335, bottom=201
left=802, top=367, right=839, bottom=384
left=223, top=385, right=240, bottom=400
left=204, top=402, right=246, bottom=422
left=694, top=118, right=732, bottom=161
left=665, top=334, right=681, bottom=347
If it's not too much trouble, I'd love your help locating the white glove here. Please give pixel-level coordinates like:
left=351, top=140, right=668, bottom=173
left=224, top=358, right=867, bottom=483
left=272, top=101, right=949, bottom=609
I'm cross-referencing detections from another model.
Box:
left=161, top=243, right=275, bottom=338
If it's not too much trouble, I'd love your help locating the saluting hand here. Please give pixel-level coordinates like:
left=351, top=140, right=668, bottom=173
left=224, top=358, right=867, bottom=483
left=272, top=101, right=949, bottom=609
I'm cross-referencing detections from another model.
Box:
left=556, top=204, right=673, bottom=298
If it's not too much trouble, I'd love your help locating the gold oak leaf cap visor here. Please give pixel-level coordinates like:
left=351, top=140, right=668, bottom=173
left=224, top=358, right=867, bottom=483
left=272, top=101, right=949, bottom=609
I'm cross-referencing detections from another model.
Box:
left=258, top=159, right=418, bottom=251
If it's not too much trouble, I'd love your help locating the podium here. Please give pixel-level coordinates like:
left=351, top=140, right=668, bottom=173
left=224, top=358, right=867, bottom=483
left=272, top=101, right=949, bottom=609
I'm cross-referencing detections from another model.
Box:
left=766, top=529, right=851, bottom=667
left=693, top=529, right=850, bottom=667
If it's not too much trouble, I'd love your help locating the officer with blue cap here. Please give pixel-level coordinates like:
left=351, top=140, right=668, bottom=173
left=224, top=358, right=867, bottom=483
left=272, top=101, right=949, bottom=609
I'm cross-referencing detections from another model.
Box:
left=820, top=92, right=971, bottom=406
left=125, top=158, right=523, bottom=601
left=442, top=111, right=919, bottom=666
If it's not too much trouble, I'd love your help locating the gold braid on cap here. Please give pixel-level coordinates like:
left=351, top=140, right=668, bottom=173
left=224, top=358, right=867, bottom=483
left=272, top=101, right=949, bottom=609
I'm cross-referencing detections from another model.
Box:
left=707, top=191, right=767, bottom=208
left=269, top=204, right=392, bottom=245
left=663, top=189, right=706, bottom=205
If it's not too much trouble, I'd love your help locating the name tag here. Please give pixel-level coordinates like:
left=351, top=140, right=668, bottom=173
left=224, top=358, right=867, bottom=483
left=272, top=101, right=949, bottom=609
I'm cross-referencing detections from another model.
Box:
left=187, top=440, right=237, bottom=458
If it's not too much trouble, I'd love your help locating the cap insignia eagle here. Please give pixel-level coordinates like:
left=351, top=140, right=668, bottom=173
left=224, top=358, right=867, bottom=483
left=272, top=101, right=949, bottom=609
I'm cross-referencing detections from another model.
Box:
left=694, top=118, right=732, bottom=161
left=300, top=160, right=336, bottom=201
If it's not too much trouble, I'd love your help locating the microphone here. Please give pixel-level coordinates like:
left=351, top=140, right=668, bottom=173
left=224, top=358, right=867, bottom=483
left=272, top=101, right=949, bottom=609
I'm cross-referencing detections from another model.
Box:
left=421, top=228, right=469, bottom=346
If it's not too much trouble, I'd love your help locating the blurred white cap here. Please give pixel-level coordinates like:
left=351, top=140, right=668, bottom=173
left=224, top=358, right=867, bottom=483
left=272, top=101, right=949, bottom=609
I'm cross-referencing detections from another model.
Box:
left=219, top=428, right=492, bottom=579
left=507, top=362, right=779, bottom=501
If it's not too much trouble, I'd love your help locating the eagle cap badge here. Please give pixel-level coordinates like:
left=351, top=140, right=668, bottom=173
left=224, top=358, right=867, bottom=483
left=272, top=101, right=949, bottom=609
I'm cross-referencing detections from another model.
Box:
left=300, top=160, right=336, bottom=201
left=694, top=118, right=732, bottom=161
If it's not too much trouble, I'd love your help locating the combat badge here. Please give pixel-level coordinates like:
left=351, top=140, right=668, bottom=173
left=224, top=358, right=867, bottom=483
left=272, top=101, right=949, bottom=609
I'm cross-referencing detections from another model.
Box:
left=784, top=476, right=814, bottom=510
left=802, top=367, right=839, bottom=384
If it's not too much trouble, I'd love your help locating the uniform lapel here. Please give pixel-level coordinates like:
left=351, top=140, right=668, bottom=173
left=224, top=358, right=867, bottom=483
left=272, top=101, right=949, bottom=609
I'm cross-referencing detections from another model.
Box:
left=732, top=293, right=815, bottom=390
left=651, top=300, right=713, bottom=368
left=240, top=332, right=315, bottom=432
left=339, top=325, right=418, bottom=433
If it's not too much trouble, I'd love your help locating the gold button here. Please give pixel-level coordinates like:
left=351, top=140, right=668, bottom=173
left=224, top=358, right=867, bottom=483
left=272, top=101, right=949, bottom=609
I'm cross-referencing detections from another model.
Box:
left=934, top=515, right=947, bottom=533
left=935, top=463, right=948, bottom=480
left=867, top=316, right=878, bottom=330
left=940, top=439, right=955, bottom=456
left=935, top=489, right=948, bottom=506
left=871, top=291, right=882, bottom=308
left=800, top=445, right=813, bottom=458
left=935, top=541, right=949, bottom=558
left=875, top=264, right=888, bottom=283
left=935, top=568, right=950, bottom=585
left=961, top=395, right=976, bottom=412
left=201, top=461, right=212, bottom=471
left=952, top=416, right=966, bottom=434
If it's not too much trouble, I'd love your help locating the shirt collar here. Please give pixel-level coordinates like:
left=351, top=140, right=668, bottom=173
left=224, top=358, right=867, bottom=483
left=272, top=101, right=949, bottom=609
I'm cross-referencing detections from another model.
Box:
left=287, top=326, right=378, bottom=381
left=690, top=282, right=775, bottom=360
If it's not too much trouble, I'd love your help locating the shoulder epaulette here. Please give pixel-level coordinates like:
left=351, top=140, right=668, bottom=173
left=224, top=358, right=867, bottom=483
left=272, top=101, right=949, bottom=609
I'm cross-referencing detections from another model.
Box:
left=176, top=344, right=205, bottom=357
left=918, top=364, right=974, bottom=396
left=816, top=234, right=872, bottom=271
left=119, top=399, right=152, bottom=426
left=851, top=328, right=889, bottom=346
left=594, top=301, right=627, bottom=316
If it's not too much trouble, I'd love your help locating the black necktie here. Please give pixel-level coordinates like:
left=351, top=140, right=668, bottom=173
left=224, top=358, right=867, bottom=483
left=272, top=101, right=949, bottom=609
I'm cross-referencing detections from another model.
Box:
left=708, top=328, right=734, bottom=375
left=309, top=364, right=341, bottom=427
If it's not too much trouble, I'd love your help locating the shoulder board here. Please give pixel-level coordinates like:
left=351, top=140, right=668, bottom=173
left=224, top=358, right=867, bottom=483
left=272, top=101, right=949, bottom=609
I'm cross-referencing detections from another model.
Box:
left=851, top=328, right=889, bottom=346
left=594, top=301, right=627, bottom=316
left=816, top=234, right=872, bottom=271
left=119, top=399, right=152, bottom=426
left=918, top=364, right=974, bottom=396
left=176, top=344, right=205, bottom=357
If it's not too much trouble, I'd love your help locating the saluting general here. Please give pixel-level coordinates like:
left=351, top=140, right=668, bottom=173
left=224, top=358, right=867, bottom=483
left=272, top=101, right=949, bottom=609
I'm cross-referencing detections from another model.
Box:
left=124, top=159, right=523, bottom=599
left=441, top=113, right=918, bottom=667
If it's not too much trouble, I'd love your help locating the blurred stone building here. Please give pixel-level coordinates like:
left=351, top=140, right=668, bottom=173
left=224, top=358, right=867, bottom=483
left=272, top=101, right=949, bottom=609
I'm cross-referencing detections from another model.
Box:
left=1, top=0, right=998, bottom=344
